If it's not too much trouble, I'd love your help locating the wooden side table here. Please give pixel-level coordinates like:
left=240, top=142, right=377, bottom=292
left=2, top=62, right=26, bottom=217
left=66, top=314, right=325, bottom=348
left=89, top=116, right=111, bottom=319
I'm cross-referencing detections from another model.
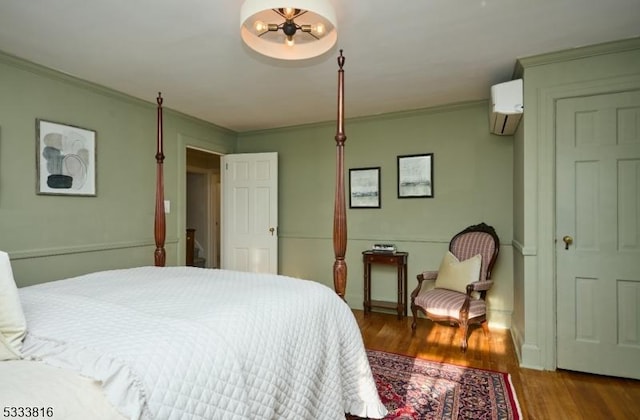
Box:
left=362, top=251, right=409, bottom=319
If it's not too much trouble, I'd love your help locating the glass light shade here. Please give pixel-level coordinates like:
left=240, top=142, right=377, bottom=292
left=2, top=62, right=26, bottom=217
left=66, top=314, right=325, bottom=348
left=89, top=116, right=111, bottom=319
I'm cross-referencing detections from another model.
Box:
left=240, top=0, right=338, bottom=60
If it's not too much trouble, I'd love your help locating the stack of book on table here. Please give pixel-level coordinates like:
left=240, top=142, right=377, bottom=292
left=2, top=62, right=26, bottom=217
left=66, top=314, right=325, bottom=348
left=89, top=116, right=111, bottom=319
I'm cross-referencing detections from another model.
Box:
left=371, top=244, right=396, bottom=253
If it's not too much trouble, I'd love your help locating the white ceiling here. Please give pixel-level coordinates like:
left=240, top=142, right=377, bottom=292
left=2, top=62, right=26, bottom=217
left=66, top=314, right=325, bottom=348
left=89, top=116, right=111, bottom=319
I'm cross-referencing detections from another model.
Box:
left=1, top=0, right=638, bottom=132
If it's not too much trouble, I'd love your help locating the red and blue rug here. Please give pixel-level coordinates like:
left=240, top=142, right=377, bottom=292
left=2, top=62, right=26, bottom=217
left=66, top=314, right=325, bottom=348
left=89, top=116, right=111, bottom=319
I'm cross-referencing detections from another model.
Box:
left=366, top=350, right=521, bottom=420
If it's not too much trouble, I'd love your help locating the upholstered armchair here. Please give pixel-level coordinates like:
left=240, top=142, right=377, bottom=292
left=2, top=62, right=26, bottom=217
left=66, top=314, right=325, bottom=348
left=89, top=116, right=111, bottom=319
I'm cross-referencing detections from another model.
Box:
left=410, top=223, right=500, bottom=351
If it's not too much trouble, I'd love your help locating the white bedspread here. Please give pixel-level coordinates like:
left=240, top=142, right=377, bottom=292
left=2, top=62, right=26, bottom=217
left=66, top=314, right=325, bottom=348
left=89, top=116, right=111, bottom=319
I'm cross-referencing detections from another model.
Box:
left=0, top=360, right=127, bottom=420
left=18, top=267, right=387, bottom=420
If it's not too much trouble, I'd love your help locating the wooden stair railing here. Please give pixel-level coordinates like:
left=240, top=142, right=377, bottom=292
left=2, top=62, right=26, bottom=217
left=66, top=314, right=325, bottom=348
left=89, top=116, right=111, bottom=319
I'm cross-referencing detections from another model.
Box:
left=186, top=228, right=195, bottom=266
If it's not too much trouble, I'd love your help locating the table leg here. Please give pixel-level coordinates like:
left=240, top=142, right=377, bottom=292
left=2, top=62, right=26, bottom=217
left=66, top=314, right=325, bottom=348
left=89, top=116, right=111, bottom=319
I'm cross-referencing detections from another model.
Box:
left=402, top=260, right=408, bottom=317
left=363, top=262, right=371, bottom=314
left=397, top=263, right=402, bottom=319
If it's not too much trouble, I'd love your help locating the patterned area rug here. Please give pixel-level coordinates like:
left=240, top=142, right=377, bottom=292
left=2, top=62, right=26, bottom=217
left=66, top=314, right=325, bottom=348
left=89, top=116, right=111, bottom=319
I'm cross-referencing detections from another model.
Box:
left=365, top=350, right=521, bottom=420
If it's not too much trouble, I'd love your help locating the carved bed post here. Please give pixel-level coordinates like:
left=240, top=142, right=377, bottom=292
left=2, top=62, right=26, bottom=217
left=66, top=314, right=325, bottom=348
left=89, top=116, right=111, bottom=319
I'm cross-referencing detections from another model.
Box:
left=333, top=50, right=347, bottom=298
left=154, top=92, right=166, bottom=266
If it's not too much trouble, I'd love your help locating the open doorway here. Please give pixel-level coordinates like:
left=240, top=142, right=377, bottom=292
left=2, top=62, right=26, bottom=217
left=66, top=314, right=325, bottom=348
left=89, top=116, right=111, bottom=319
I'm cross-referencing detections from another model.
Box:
left=186, top=148, right=221, bottom=268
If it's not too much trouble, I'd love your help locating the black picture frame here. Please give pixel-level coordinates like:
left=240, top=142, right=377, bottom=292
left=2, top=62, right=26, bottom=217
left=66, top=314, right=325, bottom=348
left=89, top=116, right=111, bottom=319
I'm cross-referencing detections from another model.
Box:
left=349, top=167, right=381, bottom=208
left=397, top=153, right=433, bottom=198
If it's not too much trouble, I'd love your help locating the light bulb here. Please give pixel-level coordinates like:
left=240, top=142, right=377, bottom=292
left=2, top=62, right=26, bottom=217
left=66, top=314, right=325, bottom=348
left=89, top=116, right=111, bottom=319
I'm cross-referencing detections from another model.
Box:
left=254, top=20, right=266, bottom=32
left=283, top=7, right=295, bottom=19
left=285, top=36, right=295, bottom=47
left=312, top=23, right=325, bottom=36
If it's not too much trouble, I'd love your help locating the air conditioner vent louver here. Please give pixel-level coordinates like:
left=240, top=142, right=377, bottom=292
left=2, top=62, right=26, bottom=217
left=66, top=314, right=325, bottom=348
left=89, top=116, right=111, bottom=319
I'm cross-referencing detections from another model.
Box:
left=490, top=112, right=522, bottom=135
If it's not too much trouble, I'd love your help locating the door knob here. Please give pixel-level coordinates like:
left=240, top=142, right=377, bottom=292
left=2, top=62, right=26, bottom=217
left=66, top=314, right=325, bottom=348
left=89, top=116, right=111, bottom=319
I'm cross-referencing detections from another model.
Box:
left=562, top=235, right=573, bottom=250
left=269, top=227, right=275, bottom=236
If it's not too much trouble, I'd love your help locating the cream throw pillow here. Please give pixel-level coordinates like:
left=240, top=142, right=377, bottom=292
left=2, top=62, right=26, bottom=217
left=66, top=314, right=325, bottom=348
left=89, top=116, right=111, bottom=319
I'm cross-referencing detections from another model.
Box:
left=0, top=251, right=27, bottom=358
left=434, top=251, right=482, bottom=294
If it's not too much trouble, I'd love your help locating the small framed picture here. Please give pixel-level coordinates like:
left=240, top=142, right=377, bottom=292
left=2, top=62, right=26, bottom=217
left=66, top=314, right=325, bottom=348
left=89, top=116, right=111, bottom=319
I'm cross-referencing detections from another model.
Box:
left=36, top=119, right=96, bottom=196
left=397, top=153, right=433, bottom=198
left=349, top=167, right=381, bottom=208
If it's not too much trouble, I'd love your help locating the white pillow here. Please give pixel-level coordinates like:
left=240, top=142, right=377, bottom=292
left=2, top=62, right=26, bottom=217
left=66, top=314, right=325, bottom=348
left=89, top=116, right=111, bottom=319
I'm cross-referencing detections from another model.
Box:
left=434, top=251, right=482, bottom=294
left=0, top=251, right=27, bottom=358
left=0, top=332, right=21, bottom=361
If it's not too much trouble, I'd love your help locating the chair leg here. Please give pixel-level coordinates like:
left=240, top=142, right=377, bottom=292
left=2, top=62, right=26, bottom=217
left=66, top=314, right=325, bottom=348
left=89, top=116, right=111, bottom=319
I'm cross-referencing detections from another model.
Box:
left=481, top=320, right=490, bottom=336
left=459, top=322, right=469, bottom=352
left=411, top=304, right=418, bottom=330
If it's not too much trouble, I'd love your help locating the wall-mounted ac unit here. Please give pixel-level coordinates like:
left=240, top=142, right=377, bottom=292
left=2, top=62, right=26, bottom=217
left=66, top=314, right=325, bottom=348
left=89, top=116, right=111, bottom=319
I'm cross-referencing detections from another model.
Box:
left=490, top=79, right=523, bottom=135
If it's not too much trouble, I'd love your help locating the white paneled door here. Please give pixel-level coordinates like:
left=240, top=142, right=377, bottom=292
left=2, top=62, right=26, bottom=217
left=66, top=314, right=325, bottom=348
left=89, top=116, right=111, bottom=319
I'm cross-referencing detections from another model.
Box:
left=221, top=152, right=278, bottom=274
left=556, top=90, right=640, bottom=379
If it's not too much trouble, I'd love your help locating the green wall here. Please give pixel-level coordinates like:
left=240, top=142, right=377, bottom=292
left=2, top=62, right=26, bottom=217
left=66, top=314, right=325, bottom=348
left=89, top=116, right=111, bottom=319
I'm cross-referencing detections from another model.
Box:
left=237, top=102, right=515, bottom=327
left=0, top=51, right=236, bottom=286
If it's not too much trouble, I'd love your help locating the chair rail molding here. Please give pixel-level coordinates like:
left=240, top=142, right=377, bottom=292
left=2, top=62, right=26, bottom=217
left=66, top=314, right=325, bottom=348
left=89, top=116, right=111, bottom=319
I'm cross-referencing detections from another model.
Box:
left=512, top=239, right=536, bottom=256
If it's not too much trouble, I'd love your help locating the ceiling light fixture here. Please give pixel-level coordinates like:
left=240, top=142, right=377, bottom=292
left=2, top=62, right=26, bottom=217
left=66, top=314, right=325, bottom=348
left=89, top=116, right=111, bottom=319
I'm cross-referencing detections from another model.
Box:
left=240, top=0, right=338, bottom=60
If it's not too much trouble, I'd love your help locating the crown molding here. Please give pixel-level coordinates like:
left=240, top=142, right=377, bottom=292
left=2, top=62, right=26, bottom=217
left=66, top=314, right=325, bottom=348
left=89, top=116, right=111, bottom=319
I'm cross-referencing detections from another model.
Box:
left=0, top=49, right=235, bottom=136
left=515, top=36, right=640, bottom=76
left=239, top=99, right=489, bottom=136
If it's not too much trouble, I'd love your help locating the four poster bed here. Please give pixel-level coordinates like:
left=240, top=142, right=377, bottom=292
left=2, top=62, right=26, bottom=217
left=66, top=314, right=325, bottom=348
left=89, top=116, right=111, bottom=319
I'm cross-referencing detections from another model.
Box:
left=1, top=53, right=387, bottom=419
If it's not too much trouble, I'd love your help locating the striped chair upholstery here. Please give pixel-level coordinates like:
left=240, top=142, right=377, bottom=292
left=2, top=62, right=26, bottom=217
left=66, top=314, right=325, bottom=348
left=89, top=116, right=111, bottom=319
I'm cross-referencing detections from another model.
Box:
left=410, top=223, right=499, bottom=351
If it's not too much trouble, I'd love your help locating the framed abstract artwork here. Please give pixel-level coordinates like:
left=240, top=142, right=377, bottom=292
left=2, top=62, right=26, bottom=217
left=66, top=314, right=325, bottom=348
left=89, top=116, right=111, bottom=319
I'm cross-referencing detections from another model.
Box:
left=397, top=153, right=433, bottom=198
left=349, top=167, right=381, bottom=208
left=36, top=119, right=96, bottom=196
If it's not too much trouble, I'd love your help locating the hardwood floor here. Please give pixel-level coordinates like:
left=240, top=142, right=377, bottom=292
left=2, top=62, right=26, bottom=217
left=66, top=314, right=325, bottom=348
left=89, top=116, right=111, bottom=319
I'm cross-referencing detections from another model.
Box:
left=354, top=310, right=640, bottom=420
